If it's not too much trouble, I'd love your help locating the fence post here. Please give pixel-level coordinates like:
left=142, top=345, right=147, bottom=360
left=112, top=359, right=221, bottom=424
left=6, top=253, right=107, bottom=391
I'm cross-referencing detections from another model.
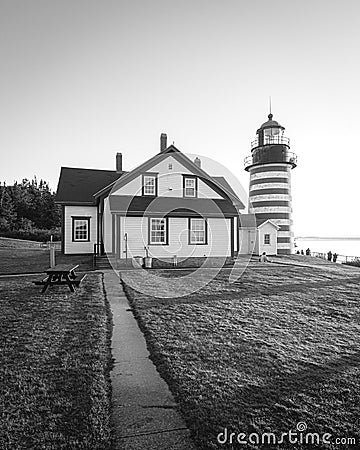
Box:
left=49, top=236, right=56, bottom=268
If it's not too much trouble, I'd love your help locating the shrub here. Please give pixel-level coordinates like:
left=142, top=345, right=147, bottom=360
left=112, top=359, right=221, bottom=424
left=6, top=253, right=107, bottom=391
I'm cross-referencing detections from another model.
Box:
left=0, top=228, right=61, bottom=242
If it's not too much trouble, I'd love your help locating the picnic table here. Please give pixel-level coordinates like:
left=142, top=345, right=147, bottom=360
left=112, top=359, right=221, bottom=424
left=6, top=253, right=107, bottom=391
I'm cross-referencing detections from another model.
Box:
left=33, top=264, right=86, bottom=293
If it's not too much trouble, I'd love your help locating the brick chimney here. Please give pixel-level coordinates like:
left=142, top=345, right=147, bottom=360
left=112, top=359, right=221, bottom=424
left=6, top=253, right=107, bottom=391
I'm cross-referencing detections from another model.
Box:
left=194, top=157, right=201, bottom=168
left=116, top=153, right=123, bottom=172
left=160, top=133, right=167, bottom=152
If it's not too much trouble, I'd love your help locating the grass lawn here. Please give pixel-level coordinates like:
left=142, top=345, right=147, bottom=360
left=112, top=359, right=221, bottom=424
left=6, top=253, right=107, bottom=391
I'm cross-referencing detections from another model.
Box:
left=123, top=259, right=360, bottom=449
left=0, top=248, right=94, bottom=274
left=0, top=273, right=112, bottom=450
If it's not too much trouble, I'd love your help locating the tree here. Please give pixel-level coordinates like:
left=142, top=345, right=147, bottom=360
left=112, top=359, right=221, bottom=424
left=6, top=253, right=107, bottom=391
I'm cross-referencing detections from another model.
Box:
left=0, top=177, right=61, bottom=233
left=0, top=183, right=17, bottom=231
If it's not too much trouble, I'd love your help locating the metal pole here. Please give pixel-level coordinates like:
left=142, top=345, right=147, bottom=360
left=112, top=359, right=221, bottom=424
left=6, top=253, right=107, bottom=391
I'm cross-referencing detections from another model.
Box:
left=124, top=233, right=128, bottom=265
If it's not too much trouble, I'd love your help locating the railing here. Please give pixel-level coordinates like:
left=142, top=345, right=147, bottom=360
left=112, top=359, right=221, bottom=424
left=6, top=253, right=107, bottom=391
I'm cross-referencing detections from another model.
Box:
left=312, top=251, right=360, bottom=265
left=244, top=151, right=298, bottom=170
left=251, top=135, right=290, bottom=150
left=40, top=241, right=61, bottom=250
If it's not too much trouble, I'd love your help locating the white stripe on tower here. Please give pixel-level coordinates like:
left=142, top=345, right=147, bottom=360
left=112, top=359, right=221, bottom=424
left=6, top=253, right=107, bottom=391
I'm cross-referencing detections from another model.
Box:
left=250, top=182, right=290, bottom=191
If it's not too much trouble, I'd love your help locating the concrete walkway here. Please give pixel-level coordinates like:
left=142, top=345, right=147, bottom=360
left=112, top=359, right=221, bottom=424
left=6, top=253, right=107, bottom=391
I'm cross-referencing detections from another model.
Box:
left=103, top=271, right=197, bottom=450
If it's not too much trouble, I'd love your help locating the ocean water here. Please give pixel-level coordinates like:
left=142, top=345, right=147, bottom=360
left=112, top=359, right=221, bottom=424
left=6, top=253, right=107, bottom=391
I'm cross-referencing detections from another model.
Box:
left=295, top=238, right=360, bottom=260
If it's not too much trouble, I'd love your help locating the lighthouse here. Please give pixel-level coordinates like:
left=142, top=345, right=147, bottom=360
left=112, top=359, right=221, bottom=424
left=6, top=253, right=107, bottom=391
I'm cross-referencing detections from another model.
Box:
left=244, top=113, right=297, bottom=255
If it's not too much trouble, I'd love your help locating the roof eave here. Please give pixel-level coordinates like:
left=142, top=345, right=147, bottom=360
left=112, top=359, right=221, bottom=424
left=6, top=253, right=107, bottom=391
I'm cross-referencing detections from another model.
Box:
left=102, top=145, right=244, bottom=209
left=55, top=201, right=97, bottom=206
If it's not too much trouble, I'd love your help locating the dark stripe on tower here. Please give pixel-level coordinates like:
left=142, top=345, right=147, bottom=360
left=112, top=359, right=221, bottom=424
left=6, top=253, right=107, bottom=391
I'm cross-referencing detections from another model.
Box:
left=255, top=213, right=290, bottom=220
left=279, top=225, right=290, bottom=231
left=250, top=165, right=288, bottom=174
left=250, top=200, right=290, bottom=208
left=250, top=188, right=289, bottom=195
left=277, top=237, right=291, bottom=243
left=250, top=177, right=288, bottom=186
left=278, top=248, right=292, bottom=255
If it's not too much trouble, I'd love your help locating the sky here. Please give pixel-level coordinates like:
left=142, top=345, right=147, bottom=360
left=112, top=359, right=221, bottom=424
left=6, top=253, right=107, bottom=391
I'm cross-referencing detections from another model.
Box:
left=1, top=0, right=359, bottom=237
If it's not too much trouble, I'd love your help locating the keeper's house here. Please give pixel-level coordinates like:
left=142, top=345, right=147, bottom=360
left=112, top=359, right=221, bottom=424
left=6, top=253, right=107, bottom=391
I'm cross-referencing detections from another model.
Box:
left=55, top=134, right=245, bottom=263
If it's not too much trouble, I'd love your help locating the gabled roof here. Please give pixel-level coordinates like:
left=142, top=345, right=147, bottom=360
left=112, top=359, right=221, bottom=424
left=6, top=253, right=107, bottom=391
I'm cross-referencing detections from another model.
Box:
left=258, top=219, right=280, bottom=229
left=55, top=145, right=245, bottom=210
left=55, top=167, right=124, bottom=205
left=213, top=177, right=239, bottom=202
left=104, top=145, right=245, bottom=209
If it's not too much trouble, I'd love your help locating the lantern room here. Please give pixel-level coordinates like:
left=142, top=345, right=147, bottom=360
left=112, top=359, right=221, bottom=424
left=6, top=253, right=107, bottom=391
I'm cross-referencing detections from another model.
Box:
left=244, top=113, right=297, bottom=171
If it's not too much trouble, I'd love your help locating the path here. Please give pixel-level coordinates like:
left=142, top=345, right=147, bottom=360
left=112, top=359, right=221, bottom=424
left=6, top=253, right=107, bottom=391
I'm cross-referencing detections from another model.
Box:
left=103, top=271, right=197, bottom=450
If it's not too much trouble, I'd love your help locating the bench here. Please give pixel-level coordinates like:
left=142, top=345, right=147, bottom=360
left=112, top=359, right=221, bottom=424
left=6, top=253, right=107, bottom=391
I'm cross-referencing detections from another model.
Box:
left=32, top=264, right=86, bottom=293
left=69, top=273, right=87, bottom=286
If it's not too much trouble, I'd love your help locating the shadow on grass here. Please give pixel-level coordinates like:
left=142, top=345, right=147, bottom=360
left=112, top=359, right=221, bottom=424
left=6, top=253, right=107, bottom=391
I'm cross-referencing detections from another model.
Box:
left=225, top=350, right=360, bottom=449
left=0, top=249, right=94, bottom=275
left=123, top=273, right=360, bottom=311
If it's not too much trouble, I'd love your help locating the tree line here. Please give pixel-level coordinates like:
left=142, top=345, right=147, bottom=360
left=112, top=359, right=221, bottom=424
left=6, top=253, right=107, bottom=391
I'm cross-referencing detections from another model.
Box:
left=0, top=178, right=61, bottom=241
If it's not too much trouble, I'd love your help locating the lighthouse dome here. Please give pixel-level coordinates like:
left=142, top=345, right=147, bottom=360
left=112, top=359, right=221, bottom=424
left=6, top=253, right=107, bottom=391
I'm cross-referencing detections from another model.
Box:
left=259, top=114, right=284, bottom=131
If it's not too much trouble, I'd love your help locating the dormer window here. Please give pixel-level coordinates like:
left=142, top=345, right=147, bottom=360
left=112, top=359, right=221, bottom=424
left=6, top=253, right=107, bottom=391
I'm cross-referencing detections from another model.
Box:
left=183, top=176, right=197, bottom=198
left=142, top=173, right=158, bottom=196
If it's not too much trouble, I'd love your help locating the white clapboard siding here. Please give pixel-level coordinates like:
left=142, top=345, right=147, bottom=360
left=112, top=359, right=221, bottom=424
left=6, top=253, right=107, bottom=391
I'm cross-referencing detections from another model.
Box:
left=64, top=206, right=97, bottom=254
left=150, top=155, right=193, bottom=177
left=258, top=222, right=278, bottom=255
left=113, top=177, right=142, bottom=196
left=122, top=216, right=148, bottom=257
left=197, top=179, right=222, bottom=199
left=118, top=216, right=231, bottom=259
left=239, top=229, right=257, bottom=255
left=111, top=154, right=222, bottom=199
left=158, top=172, right=182, bottom=197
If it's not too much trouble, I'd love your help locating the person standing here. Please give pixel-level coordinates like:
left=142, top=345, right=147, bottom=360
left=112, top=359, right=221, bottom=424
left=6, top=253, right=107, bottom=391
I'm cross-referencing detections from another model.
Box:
left=327, top=251, right=332, bottom=261
left=333, top=253, right=338, bottom=263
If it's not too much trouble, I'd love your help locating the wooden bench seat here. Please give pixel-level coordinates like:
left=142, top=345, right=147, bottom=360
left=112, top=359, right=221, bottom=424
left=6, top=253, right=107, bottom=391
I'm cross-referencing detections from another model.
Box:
left=32, top=277, right=49, bottom=286
left=32, top=274, right=86, bottom=287
left=71, top=273, right=87, bottom=286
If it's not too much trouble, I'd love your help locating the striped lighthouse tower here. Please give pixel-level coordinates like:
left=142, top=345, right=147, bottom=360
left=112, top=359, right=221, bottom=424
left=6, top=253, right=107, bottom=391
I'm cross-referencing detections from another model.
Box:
left=244, top=113, right=297, bottom=254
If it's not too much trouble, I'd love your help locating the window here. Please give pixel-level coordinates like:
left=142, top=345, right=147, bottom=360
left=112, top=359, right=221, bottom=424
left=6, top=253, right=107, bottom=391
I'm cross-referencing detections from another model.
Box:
left=149, top=218, right=168, bottom=245
left=183, top=176, right=197, bottom=197
left=189, top=218, right=207, bottom=244
left=142, top=174, right=157, bottom=196
left=264, top=233, right=270, bottom=245
left=72, top=217, right=90, bottom=242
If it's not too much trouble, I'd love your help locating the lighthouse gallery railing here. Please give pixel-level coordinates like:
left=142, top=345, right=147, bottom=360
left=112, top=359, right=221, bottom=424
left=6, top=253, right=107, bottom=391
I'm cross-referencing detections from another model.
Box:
left=251, top=135, right=290, bottom=150
left=244, top=151, right=298, bottom=169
